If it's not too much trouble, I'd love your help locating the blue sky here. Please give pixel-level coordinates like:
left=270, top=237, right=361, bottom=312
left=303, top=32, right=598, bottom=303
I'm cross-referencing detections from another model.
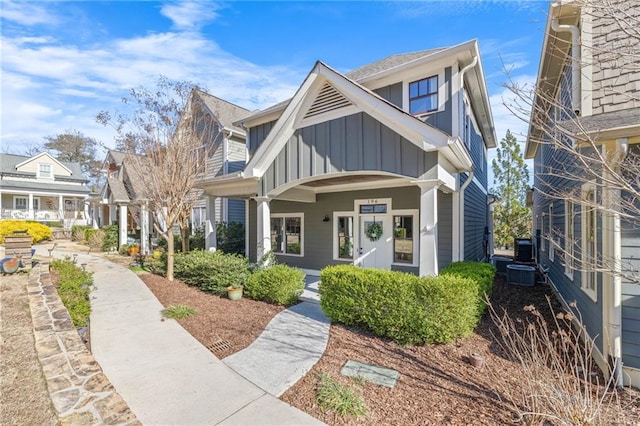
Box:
left=1, top=0, right=549, bottom=184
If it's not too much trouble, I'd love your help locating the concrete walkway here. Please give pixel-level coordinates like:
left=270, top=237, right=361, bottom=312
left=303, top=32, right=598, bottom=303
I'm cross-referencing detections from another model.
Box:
left=35, top=244, right=324, bottom=426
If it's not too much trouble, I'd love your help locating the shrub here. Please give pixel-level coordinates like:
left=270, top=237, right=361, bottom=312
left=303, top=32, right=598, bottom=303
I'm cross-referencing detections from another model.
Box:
left=0, top=219, right=52, bottom=244
left=85, top=228, right=104, bottom=249
left=161, top=304, right=196, bottom=320
left=172, top=250, right=250, bottom=294
left=216, top=222, right=245, bottom=255
left=101, top=224, right=119, bottom=252
left=441, top=261, right=496, bottom=314
left=245, top=264, right=305, bottom=306
left=315, top=373, right=367, bottom=417
left=50, top=258, right=93, bottom=328
left=319, top=265, right=481, bottom=344
left=71, top=225, right=92, bottom=242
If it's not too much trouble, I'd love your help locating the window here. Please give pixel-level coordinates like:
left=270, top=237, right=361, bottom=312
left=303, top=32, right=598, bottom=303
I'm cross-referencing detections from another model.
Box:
left=540, top=213, right=546, bottom=252
left=393, top=216, right=414, bottom=263
left=409, top=76, right=438, bottom=115
left=14, top=197, right=27, bottom=210
left=359, top=204, right=387, bottom=214
left=38, top=163, right=53, bottom=178
left=582, top=184, right=597, bottom=300
left=336, top=216, right=354, bottom=259
left=271, top=214, right=303, bottom=255
left=549, top=203, right=554, bottom=262
left=191, top=207, right=206, bottom=231
left=564, top=200, right=574, bottom=279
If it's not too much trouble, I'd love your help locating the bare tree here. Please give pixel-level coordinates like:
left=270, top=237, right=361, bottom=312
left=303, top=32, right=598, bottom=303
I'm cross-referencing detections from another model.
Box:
left=503, top=0, right=640, bottom=285
left=97, top=77, right=219, bottom=281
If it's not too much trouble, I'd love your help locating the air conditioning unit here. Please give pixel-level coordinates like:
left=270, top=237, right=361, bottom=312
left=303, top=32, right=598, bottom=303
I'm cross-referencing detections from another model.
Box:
left=507, top=264, right=536, bottom=287
left=492, top=256, right=513, bottom=276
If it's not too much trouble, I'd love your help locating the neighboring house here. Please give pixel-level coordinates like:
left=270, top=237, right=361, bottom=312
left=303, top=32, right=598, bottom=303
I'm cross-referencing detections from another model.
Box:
left=526, top=1, right=640, bottom=386
left=0, top=152, right=91, bottom=227
left=98, top=90, right=251, bottom=252
left=197, top=39, right=496, bottom=276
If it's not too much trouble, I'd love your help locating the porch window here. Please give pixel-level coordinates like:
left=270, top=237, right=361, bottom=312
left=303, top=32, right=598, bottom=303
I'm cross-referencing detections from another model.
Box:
left=409, top=75, right=438, bottom=115
left=38, top=163, right=53, bottom=179
left=14, top=197, right=27, bottom=210
left=337, top=216, right=354, bottom=259
left=271, top=214, right=303, bottom=256
left=393, top=216, right=414, bottom=263
left=581, top=184, right=597, bottom=301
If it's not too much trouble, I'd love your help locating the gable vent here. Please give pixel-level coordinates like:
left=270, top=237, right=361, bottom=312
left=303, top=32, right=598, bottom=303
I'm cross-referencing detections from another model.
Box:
left=304, top=82, right=353, bottom=119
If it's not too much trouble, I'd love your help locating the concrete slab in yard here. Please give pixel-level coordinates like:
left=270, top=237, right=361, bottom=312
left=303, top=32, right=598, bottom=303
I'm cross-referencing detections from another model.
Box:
left=340, top=360, right=400, bottom=388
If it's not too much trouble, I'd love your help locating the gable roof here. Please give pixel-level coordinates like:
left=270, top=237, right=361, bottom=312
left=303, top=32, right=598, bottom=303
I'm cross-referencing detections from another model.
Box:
left=194, top=90, right=252, bottom=136
left=1, top=152, right=85, bottom=181
left=345, top=48, right=446, bottom=81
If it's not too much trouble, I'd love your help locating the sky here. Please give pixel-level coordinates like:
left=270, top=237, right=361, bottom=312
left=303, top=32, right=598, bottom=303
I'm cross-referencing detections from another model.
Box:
left=0, top=0, right=550, bottom=184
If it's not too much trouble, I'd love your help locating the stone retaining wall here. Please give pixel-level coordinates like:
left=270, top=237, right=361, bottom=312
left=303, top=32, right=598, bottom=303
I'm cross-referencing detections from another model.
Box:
left=27, top=261, right=139, bottom=425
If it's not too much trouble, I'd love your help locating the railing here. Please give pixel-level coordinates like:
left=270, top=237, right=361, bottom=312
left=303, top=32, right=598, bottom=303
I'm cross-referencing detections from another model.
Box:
left=1, top=209, right=86, bottom=222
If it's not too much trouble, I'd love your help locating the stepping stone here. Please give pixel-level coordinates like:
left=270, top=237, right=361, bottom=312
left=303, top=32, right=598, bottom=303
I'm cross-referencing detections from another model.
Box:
left=340, top=360, right=400, bottom=388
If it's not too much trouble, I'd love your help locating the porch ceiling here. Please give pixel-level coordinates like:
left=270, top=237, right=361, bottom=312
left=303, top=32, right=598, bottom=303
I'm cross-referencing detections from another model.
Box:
left=300, top=174, right=397, bottom=188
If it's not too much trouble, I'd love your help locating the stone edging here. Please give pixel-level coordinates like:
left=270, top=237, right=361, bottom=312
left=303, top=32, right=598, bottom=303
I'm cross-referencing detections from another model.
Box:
left=27, top=261, right=140, bottom=425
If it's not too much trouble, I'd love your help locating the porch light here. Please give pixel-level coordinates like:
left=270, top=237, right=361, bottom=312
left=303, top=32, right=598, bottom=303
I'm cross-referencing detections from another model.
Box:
left=323, top=214, right=330, bottom=222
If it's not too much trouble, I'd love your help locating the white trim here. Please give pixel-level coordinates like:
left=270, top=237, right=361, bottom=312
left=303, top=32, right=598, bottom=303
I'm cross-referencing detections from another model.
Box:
left=471, top=175, right=488, bottom=195
left=549, top=203, right=555, bottom=262
left=333, top=211, right=356, bottom=262
left=391, top=209, right=419, bottom=268
left=244, top=199, right=250, bottom=258
left=271, top=213, right=304, bottom=257
left=581, top=181, right=597, bottom=302
left=37, top=162, right=53, bottom=179
left=564, top=199, right=575, bottom=280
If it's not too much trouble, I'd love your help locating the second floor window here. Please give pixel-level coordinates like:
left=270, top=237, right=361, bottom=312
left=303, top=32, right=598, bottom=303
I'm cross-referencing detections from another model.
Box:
left=39, top=163, right=52, bottom=178
left=409, top=76, right=438, bottom=115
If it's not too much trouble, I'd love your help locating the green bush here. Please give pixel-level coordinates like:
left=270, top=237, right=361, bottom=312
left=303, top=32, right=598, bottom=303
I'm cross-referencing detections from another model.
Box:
left=71, top=225, right=93, bottom=242
left=172, top=250, right=250, bottom=294
left=216, top=222, right=245, bottom=255
left=0, top=219, right=52, bottom=244
left=245, top=264, right=305, bottom=306
left=441, top=261, right=496, bottom=314
left=101, top=224, right=119, bottom=252
left=319, top=265, right=482, bottom=344
left=50, top=258, right=93, bottom=328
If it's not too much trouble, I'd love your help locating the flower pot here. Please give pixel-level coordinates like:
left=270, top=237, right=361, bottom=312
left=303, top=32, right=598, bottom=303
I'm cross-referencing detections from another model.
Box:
left=469, top=353, right=485, bottom=369
left=227, top=286, right=243, bottom=301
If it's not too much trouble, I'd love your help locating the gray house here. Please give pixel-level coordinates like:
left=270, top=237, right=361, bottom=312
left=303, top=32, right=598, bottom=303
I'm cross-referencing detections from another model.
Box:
left=526, top=1, right=640, bottom=387
left=198, top=39, right=496, bottom=276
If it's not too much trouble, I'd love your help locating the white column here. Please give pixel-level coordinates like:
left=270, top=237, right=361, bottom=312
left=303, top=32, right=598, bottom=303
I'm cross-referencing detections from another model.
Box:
left=58, top=195, right=64, bottom=221
left=140, top=202, right=150, bottom=254
left=255, top=196, right=271, bottom=262
left=418, top=184, right=440, bottom=276
left=205, top=196, right=217, bottom=251
left=28, top=193, right=34, bottom=219
left=119, top=204, right=128, bottom=249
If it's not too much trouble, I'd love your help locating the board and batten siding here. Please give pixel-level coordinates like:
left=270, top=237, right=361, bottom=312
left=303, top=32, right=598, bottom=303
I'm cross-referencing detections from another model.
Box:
left=438, top=191, right=453, bottom=271
left=373, top=82, right=403, bottom=109
left=461, top=173, right=487, bottom=262
left=248, top=120, right=276, bottom=157
left=260, top=112, right=438, bottom=195
left=621, top=215, right=640, bottom=369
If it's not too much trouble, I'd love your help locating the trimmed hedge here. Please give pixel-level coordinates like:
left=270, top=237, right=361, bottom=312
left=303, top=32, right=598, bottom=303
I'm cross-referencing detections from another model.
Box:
left=440, top=261, right=496, bottom=314
left=50, top=258, right=93, bottom=328
left=245, top=264, right=305, bottom=306
left=0, top=219, right=52, bottom=244
left=171, top=250, right=250, bottom=294
left=319, top=263, right=494, bottom=345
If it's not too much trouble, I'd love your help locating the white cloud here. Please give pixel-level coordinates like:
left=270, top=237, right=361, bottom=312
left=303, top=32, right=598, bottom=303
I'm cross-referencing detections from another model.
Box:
left=160, top=1, right=223, bottom=30
left=0, top=1, right=59, bottom=26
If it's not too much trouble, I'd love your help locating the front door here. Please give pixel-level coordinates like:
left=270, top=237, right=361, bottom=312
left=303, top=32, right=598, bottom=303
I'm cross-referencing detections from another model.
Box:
left=358, top=214, right=392, bottom=269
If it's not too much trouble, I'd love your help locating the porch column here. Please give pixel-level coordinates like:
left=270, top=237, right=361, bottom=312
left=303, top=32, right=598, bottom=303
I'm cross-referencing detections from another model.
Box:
left=118, top=204, right=128, bottom=249
left=255, top=196, right=271, bottom=262
left=205, top=196, right=217, bottom=252
left=140, top=202, right=150, bottom=255
left=28, top=193, right=34, bottom=220
left=58, top=195, right=64, bottom=221
left=418, top=183, right=440, bottom=276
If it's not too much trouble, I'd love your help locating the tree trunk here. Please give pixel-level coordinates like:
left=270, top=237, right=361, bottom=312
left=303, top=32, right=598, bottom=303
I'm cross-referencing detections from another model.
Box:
left=181, top=225, right=190, bottom=253
left=166, top=232, right=174, bottom=281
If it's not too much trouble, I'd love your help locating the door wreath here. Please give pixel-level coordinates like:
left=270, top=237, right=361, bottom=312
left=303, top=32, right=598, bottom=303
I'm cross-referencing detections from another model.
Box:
left=365, top=222, right=383, bottom=242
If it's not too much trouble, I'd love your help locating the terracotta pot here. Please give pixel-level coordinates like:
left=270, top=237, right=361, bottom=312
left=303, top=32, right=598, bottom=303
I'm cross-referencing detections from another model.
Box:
left=469, top=353, right=485, bottom=369
left=227, top=286, right=243, bottom=301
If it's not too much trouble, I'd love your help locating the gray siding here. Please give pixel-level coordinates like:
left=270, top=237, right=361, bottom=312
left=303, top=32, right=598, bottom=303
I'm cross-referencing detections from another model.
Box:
left=261, top=112, right=438, bottom=195
left=621, top=217, right=640, bottom=369
left=248, top=120, right=277, bottom=157
left=421, top=67, right=453, bottom=136
left=438, top=192, right=453, bottom=271
left=462, top=174, right=488, bottom=262
left=247, top=186, right=421, bottom=268
left=468, top=120, right=487, bottom=188
left=227, top=199, right=245, bottom=225
left=373, top=82, right=402, bottom=108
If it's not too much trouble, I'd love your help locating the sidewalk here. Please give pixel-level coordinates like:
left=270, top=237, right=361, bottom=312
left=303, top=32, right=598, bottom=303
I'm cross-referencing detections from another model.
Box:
left=35, top=244, right=324, bottom=426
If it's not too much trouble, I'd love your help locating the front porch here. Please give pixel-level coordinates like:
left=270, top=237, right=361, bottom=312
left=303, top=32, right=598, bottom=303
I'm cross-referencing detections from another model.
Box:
left=0, top=192, right=89, bottom=226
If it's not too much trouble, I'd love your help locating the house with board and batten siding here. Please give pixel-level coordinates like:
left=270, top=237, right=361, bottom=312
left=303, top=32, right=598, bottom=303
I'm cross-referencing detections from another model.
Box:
left=197, top=39, right=496, bottom=277
left=526, top=0, right=640, bottom=387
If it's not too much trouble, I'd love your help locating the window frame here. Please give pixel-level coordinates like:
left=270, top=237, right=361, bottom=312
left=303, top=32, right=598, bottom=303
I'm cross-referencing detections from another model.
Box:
left=38, top=163, right=53, bottom=179
left=270, top=213, right=304, bottom=257
left=581, top=182, right=597, bottom=301
left=13, top=196, right=28, bottom=210
left=564, top=200, right=574, bottom=280
left=540, top=213, right=546, bottom=252
left=333, top=212, right=355, bottom=261
left=409, top=75, right=438, bottom=115
left=549, top=203, right=554, bottom=262
left=391, top=209, right=419, bottom=267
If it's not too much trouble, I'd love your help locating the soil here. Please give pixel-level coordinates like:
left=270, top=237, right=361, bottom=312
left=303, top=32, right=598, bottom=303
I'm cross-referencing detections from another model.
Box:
left=0, top=271, right=58, bottom=425
left=137, top=265, right=640, bottom=425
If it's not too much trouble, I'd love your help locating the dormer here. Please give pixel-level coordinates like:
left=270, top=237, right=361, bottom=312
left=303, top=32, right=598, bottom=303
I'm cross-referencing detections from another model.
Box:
left=14, top=152, right=73, bottom=180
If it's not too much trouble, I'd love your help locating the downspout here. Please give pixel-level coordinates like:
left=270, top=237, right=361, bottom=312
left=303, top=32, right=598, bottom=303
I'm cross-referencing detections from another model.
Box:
left=551, top=19, right=581, bottom=115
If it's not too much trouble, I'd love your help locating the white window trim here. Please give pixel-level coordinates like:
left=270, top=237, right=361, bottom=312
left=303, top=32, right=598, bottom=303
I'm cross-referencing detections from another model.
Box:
left=37, top=163, right=53, bottom=179
left=581, top=182, right=597, bottom=302
left=270, top=213, right=304, bottom=257
left=333, top=212, right=355, bottom=262
left=13, top=196, right=28, bottom=210
left=564, top=200, right=574, bottom=280
left=391, top=209, right=419, bottom=268
left=549, top=203, right=554, bottom=262
left=403, top=69, right=446, bottom=116
left=540, top=213, right=546, bottom=252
